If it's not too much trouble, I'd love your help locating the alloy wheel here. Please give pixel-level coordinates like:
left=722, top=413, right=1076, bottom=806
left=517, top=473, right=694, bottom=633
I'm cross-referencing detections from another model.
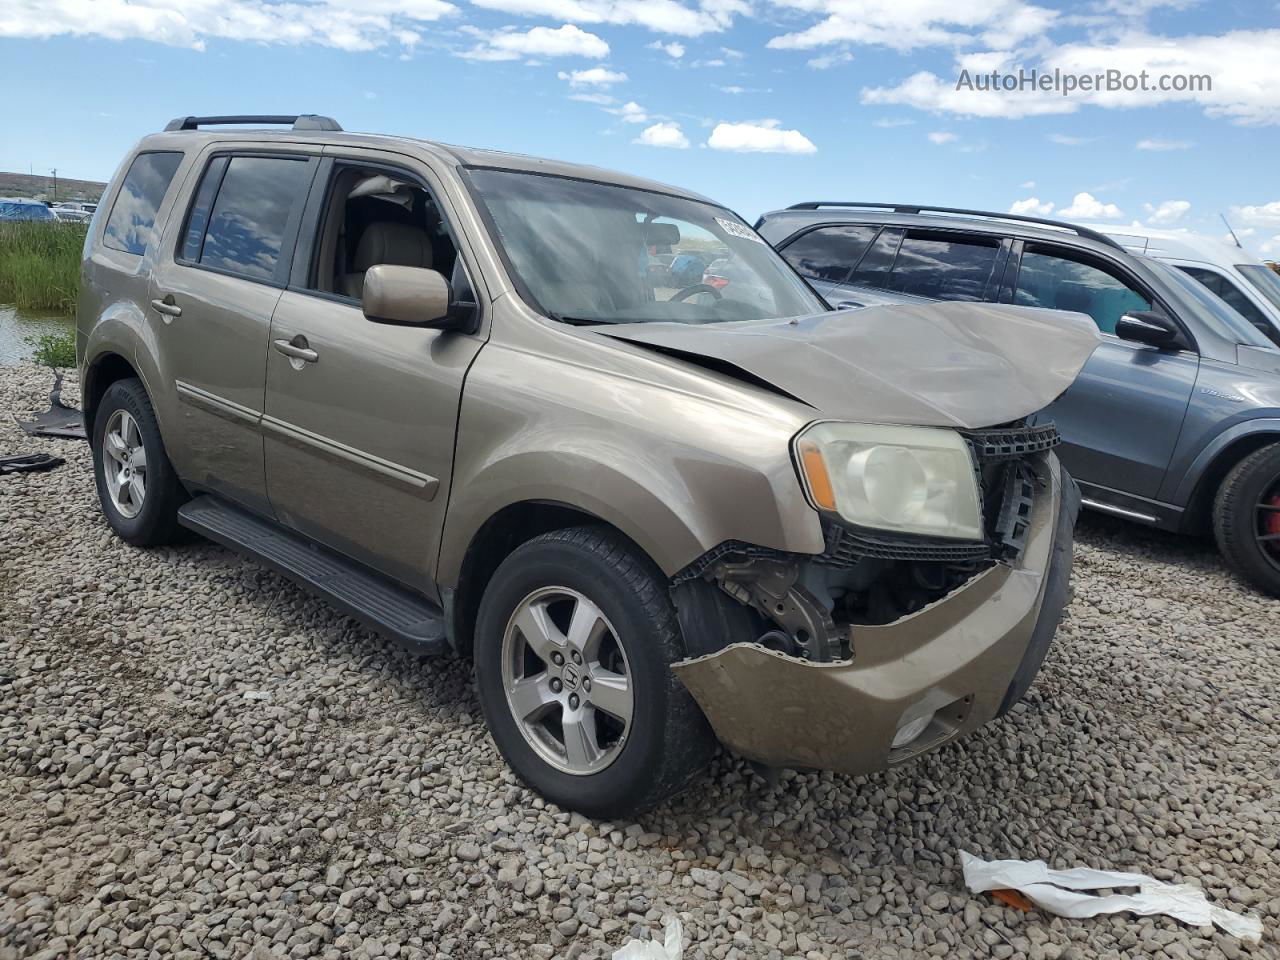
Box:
left=102, top=409, right=147, bottom=519
left=500, top=586, right=634, bottom=775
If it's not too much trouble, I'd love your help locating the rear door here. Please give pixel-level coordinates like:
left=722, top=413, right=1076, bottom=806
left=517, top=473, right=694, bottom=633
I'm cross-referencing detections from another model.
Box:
left=148, top=149, right=317, bottom=514
left=1002, top=244, right=1199, bottom=499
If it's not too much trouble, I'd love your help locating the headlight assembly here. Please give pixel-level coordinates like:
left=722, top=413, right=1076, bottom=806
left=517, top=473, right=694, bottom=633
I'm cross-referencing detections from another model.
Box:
left=794, top=421, right=983, bottom=540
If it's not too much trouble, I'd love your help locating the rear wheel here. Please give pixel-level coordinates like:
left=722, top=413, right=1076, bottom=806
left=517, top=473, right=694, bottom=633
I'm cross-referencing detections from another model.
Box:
left=92, top=378, right=185, bottom=547
left=1212, top=443, right=1280, bottom=596
left=474, top=527, right=715, bottom=817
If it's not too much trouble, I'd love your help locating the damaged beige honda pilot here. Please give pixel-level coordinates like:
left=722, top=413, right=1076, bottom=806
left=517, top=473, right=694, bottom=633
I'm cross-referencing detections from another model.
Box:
left=79, top=115, right=1099, bottom=817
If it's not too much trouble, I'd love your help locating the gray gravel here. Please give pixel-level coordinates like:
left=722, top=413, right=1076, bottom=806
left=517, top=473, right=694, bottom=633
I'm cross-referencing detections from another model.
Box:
left=2, top=362, right=1277, bottom=960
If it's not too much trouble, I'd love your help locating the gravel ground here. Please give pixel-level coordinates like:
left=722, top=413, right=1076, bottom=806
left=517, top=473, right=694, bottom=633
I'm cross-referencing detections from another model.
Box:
left=2, top=362, right=1277, bottom=960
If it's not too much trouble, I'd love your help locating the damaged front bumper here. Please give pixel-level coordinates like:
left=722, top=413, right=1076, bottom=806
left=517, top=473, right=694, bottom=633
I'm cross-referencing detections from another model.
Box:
left=672, top=453, right=1078, bottom=775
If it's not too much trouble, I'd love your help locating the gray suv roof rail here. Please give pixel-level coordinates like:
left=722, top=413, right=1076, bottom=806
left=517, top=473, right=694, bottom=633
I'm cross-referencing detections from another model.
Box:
left=163, top=114, right=343, bottom=132
left=783, top=201, right=1124, bottom=251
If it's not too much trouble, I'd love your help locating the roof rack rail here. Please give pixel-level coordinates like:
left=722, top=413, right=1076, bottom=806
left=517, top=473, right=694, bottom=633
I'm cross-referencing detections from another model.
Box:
left=163, top=114, right=343, bottom=132
left=784, top=201, right=1124, bottom=251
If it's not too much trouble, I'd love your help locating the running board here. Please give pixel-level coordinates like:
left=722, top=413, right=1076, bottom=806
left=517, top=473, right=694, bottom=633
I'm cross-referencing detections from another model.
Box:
left=178, top=495, right=448, bottom=655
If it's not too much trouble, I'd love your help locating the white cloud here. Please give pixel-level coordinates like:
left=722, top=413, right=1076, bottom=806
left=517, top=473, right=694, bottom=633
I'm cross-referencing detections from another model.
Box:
left=648, top=39, right=685, bottom=57
left=1059, top=192, right=1123, bottom=219
left=1232, top=202, right=1280, bottom=227
left=766, top=0, right=1056, bottom=53
left=1048, top=133, right=1096, bottom=145
left=611, top=101, right=651, bottom=123
left=718, top=85, right=745, bottom=94
left=707, top=119, right=817, bottom=154
left=1136, top=138, right=1193, bottom=150
left=1010, top=197, right=1054, bottom=215
left=873, top=117, right=914, bottom=128
left=1021, top=180, right=1036, bottom=188
left=558, top=66, right=627, bottom=86
left=927, top=131, right=957, bottom=144
left=459, top=23, right=608, bottom=60
left=693, top=57, right=726, bottom=67
left=635, top=121, right=690, bottom=148
left=807, top=50, right=852, bottom=69
left=0, top=0, right=455, bottom=51
left=1144, top=199, right=1190, bottom=224
left=861, top=30, right=1280, bottom=125
left=569, top=92, right=616, bottom=104
left=467, top=0, right=739, bottom=37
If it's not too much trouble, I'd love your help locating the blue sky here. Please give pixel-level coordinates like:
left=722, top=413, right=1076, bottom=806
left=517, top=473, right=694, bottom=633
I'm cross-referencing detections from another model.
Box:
left=2, top=0, right=1279, bottom=256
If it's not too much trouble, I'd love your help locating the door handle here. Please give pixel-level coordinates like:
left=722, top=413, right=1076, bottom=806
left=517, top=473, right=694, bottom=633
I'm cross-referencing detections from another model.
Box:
left=151, top=297, right=182, bottom=318
left=273, top=336, right=318, bottom=364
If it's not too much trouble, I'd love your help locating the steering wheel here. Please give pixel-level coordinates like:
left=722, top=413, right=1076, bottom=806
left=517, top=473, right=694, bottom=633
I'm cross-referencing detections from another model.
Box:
left=670, top=283, right=722, bottom=302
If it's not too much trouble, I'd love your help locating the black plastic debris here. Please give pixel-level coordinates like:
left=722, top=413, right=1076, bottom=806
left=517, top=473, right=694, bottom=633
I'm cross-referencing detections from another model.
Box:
left=0, top=453, right=65, bottom=475
left=15, top=369, right=87, bottom=441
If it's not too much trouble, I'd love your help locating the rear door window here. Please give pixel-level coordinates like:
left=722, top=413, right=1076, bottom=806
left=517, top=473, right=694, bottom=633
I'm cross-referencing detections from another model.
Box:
left=182, top=155, right=312, bottom=283
left=1176, top=265, right=1271, bottom=332
left=103, top=152, right=183, bottom=255
left=885, top=231, right=1000, bottom=301
left=780, top=225, right=878, bottom=283
left=1013, top=248, right=1151, bottom=334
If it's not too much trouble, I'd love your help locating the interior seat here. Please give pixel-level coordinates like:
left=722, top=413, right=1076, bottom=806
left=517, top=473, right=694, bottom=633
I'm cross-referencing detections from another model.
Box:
left=344, top=221, right=433, bottom=299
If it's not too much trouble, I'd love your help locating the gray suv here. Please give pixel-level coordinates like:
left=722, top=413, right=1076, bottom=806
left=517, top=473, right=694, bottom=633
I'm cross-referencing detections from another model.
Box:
left=758, top=202, right=1280, bottom=595
left=79, top=120, right=1092, bottom=815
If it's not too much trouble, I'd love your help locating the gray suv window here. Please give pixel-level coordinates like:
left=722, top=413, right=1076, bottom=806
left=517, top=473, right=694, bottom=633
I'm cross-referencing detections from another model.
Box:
left=1014, top=248, right=1150, bottom=335
left=1177, top=265, right=1270, bottom=332
left=885, top=231, right=1000, bottom=301
left=186, top=156, right=311, bottom=282
left=781, top=225, right=877, bottom=283
left=103, top=152, right=183, bottom=256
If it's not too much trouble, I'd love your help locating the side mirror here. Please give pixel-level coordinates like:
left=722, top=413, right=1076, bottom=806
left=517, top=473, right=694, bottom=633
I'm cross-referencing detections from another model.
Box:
left=362, top=265, right=470, bottom=331
left=1115, top=310, right=1181, bottom=348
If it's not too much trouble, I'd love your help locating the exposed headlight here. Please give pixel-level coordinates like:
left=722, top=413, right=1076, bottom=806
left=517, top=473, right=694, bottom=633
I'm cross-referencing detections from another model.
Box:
left=794, top=422, right=983, bottom=540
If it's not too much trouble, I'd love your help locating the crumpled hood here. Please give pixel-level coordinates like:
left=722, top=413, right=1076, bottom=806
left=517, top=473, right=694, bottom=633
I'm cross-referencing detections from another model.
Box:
left=597, top=301, right=1101, bottom=429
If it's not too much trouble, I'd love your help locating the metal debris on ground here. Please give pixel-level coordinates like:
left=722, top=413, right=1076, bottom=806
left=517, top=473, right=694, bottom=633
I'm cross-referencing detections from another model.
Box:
left=961, top=851, right=1264, bottom=943
left=16, top=369, right=87, bottom=440
left=0, top=452, right=65, bottom=475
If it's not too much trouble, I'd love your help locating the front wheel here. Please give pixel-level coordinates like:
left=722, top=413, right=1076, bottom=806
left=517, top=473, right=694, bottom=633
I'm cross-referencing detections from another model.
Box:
left=1213, top=443, right=1280, bottom=596
left=474, top=527, right=715, bottom=817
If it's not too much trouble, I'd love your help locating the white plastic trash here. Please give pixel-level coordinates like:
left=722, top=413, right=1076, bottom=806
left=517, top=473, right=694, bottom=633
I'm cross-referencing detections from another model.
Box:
left=961, top=851, right=1263, bottom=943
left=612, top=917, right=683, bottom=959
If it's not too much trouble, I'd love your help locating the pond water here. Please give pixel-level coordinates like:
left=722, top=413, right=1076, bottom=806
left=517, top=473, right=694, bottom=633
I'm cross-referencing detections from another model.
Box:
left=0, top=304, right=75, bottom=364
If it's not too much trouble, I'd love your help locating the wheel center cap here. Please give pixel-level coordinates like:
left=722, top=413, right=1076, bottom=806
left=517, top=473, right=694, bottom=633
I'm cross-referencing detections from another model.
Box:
left=561, top=663, right=581, bottom=691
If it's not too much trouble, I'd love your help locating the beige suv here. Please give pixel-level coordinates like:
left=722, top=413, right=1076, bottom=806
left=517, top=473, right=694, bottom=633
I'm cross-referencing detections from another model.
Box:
left=78, top=114, right=1098, bottom=816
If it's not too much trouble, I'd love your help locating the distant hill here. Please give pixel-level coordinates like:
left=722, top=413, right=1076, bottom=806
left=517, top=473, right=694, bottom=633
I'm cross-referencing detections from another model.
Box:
left=0, top=171, right=106, bottom=203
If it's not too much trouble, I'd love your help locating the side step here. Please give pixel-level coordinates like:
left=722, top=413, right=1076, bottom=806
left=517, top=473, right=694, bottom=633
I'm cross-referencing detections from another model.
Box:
left=178, top=495, right=448, bottom=655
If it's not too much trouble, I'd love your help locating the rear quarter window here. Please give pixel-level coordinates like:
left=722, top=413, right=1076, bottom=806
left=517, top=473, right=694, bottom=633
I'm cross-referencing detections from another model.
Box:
left=103, top=152, right=184, bottom=255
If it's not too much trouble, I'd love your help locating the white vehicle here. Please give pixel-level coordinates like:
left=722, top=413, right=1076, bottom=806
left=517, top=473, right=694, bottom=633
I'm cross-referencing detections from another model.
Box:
left=1083, top=224, right=1280, bottom=346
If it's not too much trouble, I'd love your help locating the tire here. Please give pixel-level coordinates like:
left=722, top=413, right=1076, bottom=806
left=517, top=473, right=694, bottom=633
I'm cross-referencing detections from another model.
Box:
left=474, top=526, right=715, bottom=817
left=92, top=378, right=186, bottom=547
left=1212, top=443, right=1280, bottom=596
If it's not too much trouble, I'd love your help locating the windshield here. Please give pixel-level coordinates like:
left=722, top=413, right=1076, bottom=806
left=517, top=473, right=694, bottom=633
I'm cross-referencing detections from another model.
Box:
left=466, top=169, right=824, bottom=325
left=1148, top=258, right=1276, bottom=347
left=1239, top=263, right=1280, bottom=313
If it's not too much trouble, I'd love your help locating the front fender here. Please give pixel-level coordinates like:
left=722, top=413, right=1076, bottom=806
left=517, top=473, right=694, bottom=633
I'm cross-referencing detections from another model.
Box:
left=1167, top=417, right=1280, bottom=506
left=436, top=342, right=826, bottom=584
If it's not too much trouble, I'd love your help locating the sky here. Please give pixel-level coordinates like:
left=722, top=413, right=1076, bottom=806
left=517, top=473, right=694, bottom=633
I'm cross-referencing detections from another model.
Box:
left=2, top=0, right=1280, bottom=257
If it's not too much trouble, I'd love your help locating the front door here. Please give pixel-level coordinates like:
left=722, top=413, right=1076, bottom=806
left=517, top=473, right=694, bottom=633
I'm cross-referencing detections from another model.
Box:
left=1003, top=243, right=1199, bottom=500
left=149, top=148, right=317, bottom=514
left=262, top=154, right=486, bottom=593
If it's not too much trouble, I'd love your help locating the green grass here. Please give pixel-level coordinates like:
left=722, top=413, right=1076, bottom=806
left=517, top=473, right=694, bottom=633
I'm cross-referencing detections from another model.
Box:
left=28, top=329, right=77, bottom=368
left=0, top=221, right=87, bottom=314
